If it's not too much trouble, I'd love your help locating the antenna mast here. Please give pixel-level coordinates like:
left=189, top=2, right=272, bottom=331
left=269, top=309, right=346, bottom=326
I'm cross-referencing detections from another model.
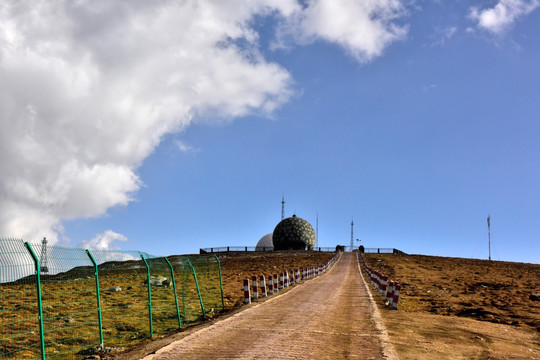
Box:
left=350, top=219, right=354, bottom=252
left=487, top=214, right=491, bottom=261
left=281, top=193, right=285, bottom=220
left=40, top=237, right=49, bottom=273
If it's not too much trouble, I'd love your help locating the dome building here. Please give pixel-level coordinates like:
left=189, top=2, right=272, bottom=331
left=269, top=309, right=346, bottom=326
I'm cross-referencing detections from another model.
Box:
left=255, top=233, right=274, bottom=251
left=272, top=215, right=316, bottom=250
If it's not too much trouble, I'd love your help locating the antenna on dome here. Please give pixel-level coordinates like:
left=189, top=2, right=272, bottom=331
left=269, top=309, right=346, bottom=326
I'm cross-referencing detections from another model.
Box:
left=281, top=192, right=285, bottom=220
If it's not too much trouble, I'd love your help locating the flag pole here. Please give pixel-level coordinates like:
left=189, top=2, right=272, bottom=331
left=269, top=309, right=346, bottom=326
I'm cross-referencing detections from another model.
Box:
left=487, top=214, right=491, bottom=261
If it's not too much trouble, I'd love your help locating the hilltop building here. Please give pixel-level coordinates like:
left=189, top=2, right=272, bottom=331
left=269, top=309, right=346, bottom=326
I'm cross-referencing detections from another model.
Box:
left=255, top=233, right=274, bottom=251
left=272, top=215, right=316, bottom=250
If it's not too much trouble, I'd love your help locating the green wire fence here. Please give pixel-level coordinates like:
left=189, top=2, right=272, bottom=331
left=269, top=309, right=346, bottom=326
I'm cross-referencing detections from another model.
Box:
left=0, top=238, right=224, bottom=359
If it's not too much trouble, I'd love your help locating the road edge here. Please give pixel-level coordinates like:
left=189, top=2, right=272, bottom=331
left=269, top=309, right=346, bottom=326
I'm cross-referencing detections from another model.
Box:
left=355, top=252, right=400, bottom=360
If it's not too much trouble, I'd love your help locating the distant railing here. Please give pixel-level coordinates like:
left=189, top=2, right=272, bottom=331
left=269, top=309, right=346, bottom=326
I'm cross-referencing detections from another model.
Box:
left=200, top=246, right=336, bottom=254
left=361, top=248, right=407, bottom=255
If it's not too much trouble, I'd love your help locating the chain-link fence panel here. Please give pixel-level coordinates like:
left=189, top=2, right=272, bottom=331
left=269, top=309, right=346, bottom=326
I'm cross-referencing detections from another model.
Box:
left=166, top=256, right=204, bottom=325
left=187, top=255, right=224, bottom=317
left=0, top=239, right=42, bottom=359
left=0, top=240, right=224, bottom=359
left=26, top=244, right=100, bottom=359
left=88, top=250, right=151, bottom=349
left=143, top=256, right=181, bottom=337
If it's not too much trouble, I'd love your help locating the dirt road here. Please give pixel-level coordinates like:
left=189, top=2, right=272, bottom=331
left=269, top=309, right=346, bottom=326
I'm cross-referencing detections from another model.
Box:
left=142, top=253, right=397, bottom=359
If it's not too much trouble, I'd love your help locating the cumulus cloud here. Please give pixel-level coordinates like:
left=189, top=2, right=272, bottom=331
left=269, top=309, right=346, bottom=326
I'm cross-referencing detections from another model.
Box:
left=0, top=0, right=408, bottom=245
left=470, top=0, right=540, bottom=34
left=275, top=0, right=408, bottom=62
left=79, top=230, right=127, bottom=250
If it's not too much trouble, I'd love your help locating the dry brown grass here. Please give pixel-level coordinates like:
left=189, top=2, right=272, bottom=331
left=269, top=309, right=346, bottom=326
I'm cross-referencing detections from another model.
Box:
left=363, top=253, right=540, bottom=359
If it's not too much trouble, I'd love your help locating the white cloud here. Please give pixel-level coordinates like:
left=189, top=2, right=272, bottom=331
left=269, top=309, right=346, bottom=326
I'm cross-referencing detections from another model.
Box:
left=0, top=0, right=409, bottom=244
left=79, top=230, right=127, bottom=250
left=0, top=1, right=295, bottom=243
left=176, top=141, right=199, bottom=153
left=429, top=26, right=458, bottom=46
left=470, top=0, right=540, bottom=34
left=275, top=0, right=408, bottom=62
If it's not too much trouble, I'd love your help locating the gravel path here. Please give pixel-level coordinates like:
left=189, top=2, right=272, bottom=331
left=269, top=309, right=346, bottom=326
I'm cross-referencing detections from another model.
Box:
left=142, top=253, right=397, bottom=360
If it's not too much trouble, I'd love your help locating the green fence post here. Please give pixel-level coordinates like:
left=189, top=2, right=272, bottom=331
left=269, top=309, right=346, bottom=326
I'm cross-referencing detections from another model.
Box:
left=141, top=255, right=153, bottom=338
left=213, top=254, right=225, bottom=310
left=86, top=250, right=104, bottom=348
left=186, top=258, right=206, bottom=318
left=181, top=263, right=186, bottom=320
left=24, top=242, right=46, bottom=360
left=164, top=257, right=182, bottom=329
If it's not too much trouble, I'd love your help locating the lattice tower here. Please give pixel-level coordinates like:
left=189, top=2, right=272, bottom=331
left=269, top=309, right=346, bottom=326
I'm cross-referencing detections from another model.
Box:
left=40, top=237, right=49, bottom=273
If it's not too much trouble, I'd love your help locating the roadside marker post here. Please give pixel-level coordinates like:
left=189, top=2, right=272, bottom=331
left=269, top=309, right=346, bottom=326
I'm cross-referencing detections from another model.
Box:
left=268, top=275, right=274, bottom=295
left=260, top=275, right=267, bottom=298
left=387, top=281, right=395, bottom=307
left=380, top=274, right=388, bottom=296
left=252, top=275, right=259, bottom=299
left=392, top=282, right=401, bottom=309
left=244, top=279, right=251, bottom=304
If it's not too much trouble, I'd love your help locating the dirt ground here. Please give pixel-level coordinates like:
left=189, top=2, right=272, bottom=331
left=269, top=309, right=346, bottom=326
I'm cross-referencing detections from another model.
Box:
left=362, top=253, right=540, bottom=359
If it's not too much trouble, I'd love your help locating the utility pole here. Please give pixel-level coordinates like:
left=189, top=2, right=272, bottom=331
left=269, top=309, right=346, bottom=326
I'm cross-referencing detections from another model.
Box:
left=350, top=219, right=354, bottom=252
left=487, top=214, right=491, bottom=261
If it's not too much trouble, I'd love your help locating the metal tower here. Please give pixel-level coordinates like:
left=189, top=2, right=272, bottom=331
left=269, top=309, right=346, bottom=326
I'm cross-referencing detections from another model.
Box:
left=350, top=219, right=354, bottom=252
left=40, top=237, right=49, bottom=273
left=281, top=193, right=285, bottom=220
left=487, top=214, right=491, bottom=261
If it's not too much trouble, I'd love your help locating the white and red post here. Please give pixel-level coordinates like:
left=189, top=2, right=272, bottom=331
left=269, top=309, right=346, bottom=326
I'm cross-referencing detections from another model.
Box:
left=252, top=275, right=259, bottom=299
left=268, top=274, right=274, bottom=295
left=244, top=278, right=251, bottom=304
left=260, top=275, right=267, bottom=298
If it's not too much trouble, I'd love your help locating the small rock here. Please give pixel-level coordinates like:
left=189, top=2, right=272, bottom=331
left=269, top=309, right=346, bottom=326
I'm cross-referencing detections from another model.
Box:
left=109, top=286, right=122, bottom=292
left=78, top=347, right=100, bottom=356
left=529, top=294, right=540, bottom=301
left=144, top=275, right=169, bottom=287
left=113, top=303, right=130, bottom=309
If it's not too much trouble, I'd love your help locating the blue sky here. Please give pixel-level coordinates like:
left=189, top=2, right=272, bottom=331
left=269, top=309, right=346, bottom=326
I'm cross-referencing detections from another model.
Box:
left=1, top=1, right=539, bottom=263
